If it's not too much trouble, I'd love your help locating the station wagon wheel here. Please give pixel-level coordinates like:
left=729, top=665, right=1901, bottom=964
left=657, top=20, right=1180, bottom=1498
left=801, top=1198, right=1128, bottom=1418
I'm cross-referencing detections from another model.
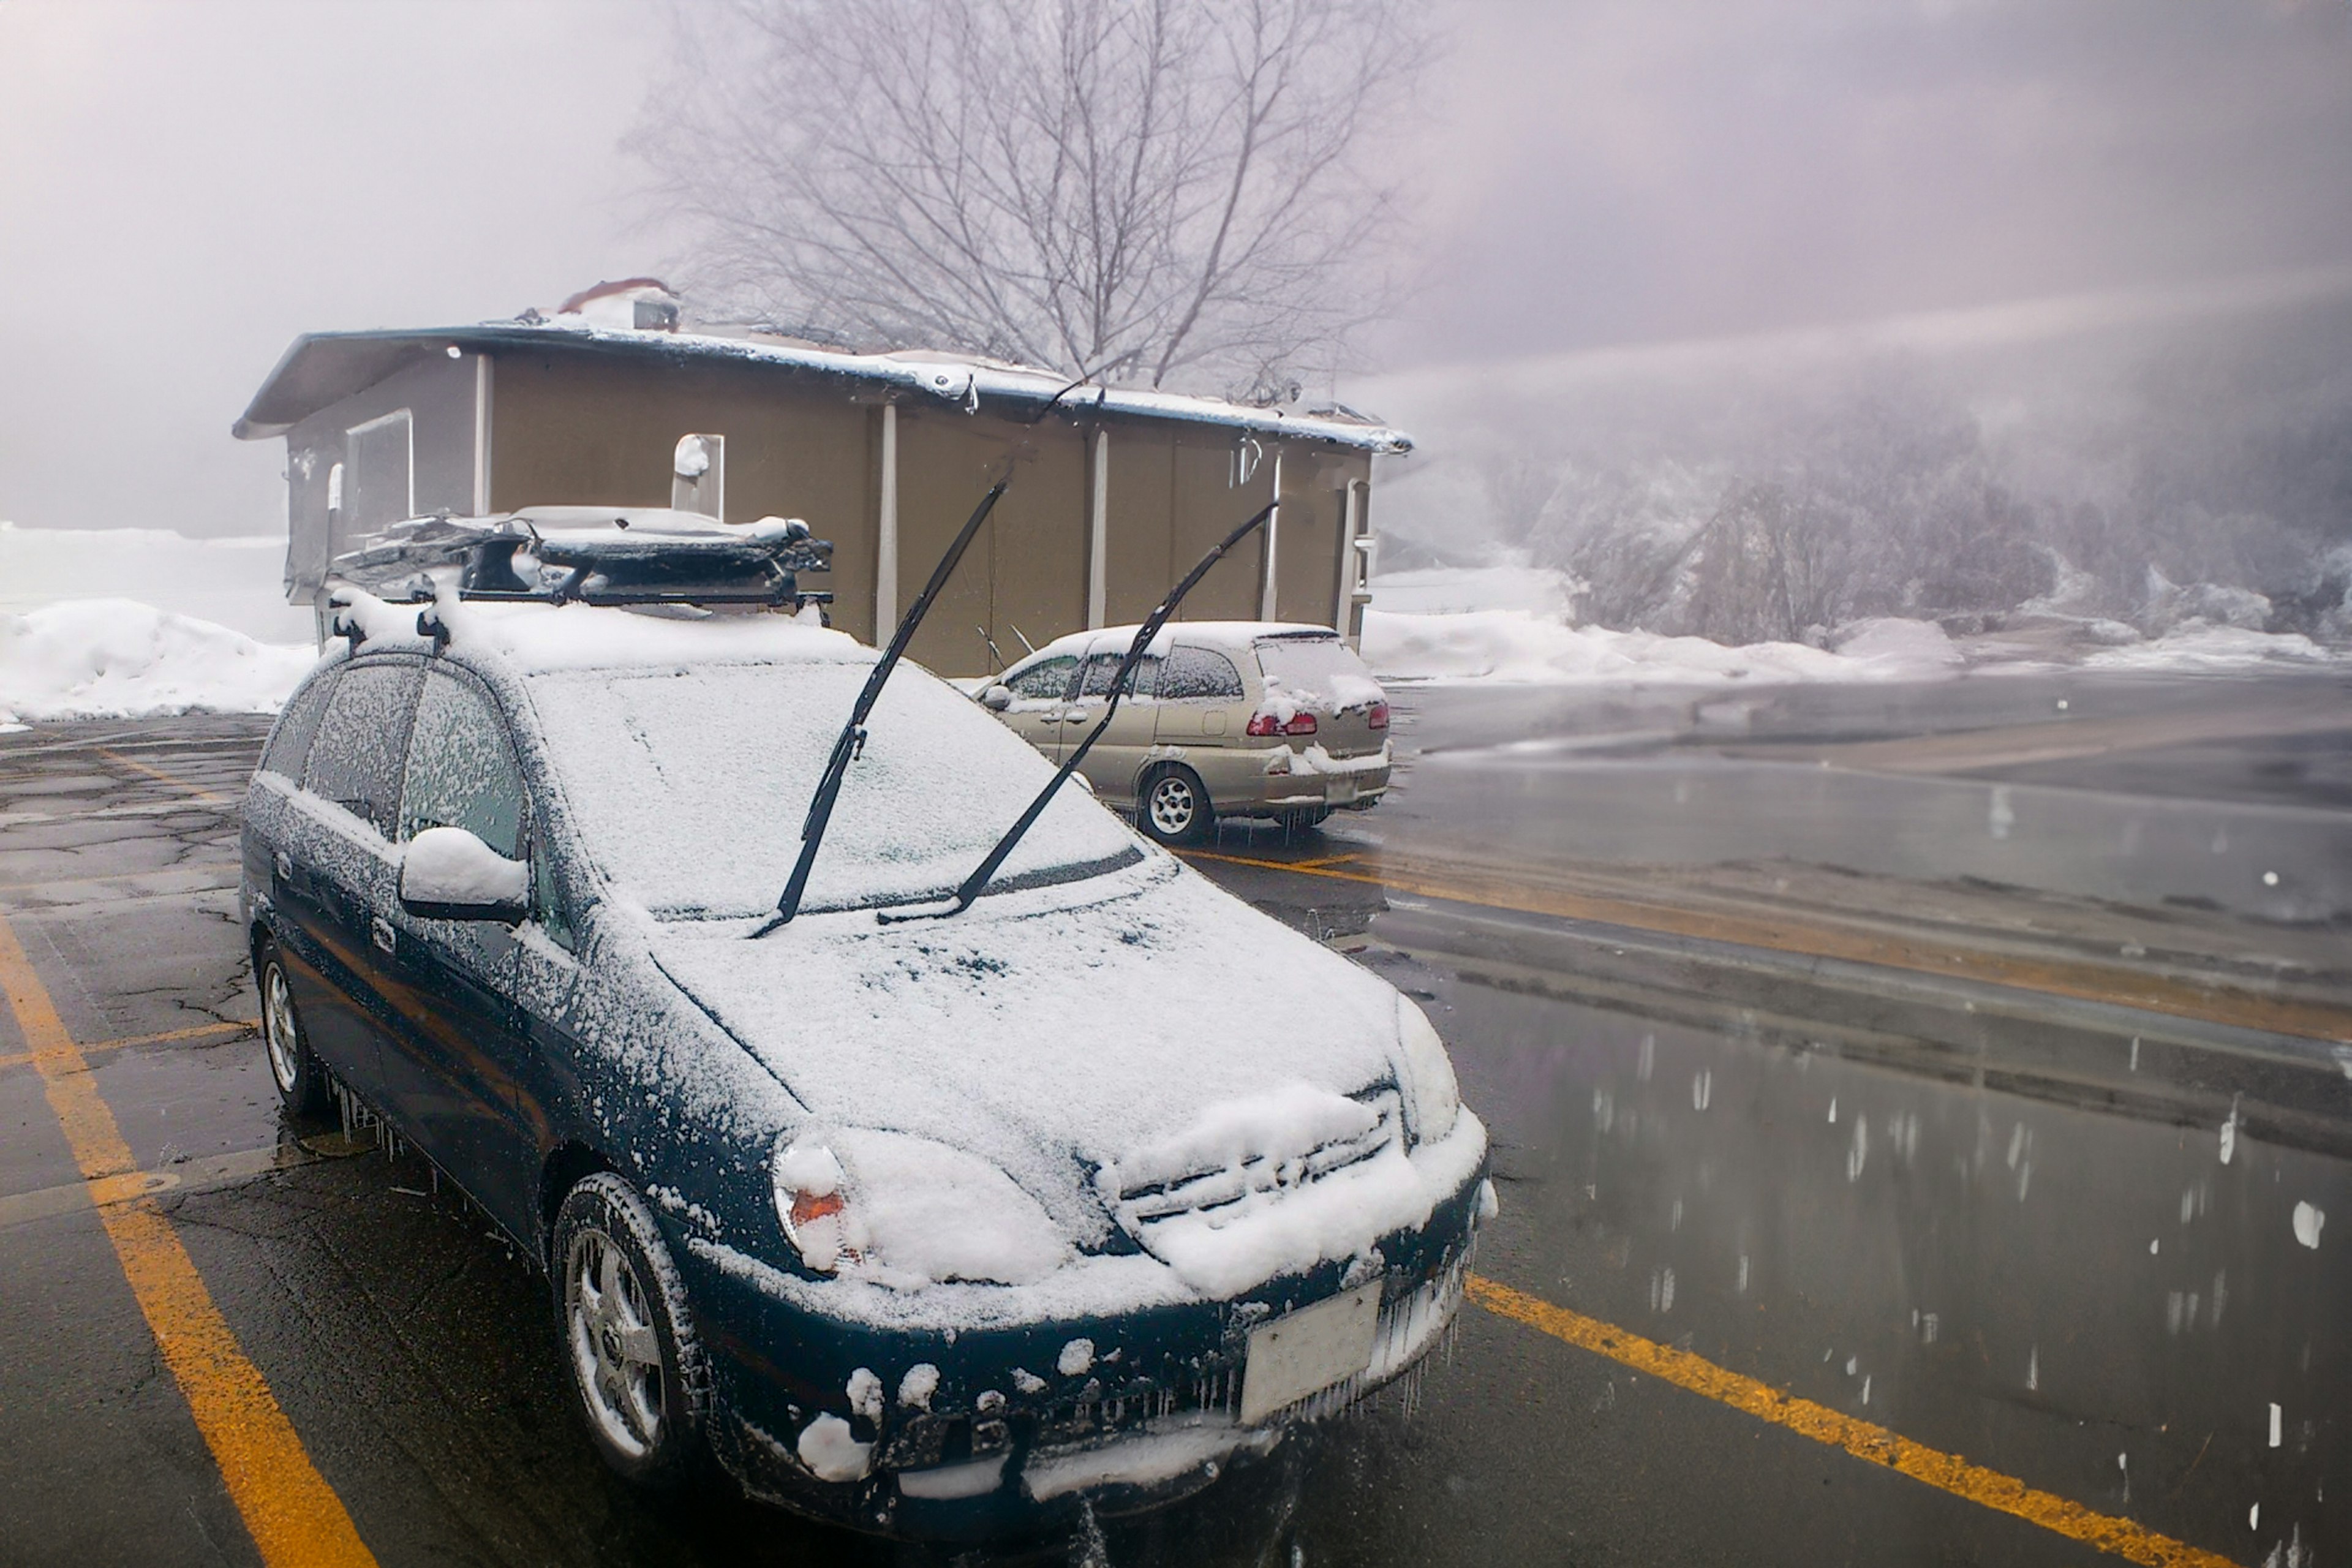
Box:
left=553, top=1173, right=707, bottom=1489
left=257, top=940, right=331, bottom=1118
left=1140, top=764, right=1213, bottom=846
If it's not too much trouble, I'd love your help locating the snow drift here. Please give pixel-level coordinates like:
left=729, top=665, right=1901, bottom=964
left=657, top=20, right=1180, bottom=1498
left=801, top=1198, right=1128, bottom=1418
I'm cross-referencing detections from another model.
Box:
left=1360, top=606, right=1964, bottom=687
left=0, top=599, right=315, bottom=728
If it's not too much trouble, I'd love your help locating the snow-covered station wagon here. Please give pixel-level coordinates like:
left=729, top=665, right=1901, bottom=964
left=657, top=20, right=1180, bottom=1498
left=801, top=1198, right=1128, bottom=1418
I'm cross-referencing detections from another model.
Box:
left=239, top=511, right=1490, bottom=1538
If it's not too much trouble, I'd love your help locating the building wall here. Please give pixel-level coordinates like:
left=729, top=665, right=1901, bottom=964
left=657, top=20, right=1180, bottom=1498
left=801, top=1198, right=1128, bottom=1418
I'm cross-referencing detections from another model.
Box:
left=282, top=350, right=480, bottom=605
left=284, top=341, right=1372, bottom=672
left=486, top=350, right=880, bottom=639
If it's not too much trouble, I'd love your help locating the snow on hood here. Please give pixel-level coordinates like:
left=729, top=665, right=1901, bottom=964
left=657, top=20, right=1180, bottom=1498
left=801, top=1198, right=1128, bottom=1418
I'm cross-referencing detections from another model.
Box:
left=646, top=856, right=1411, bottom=1267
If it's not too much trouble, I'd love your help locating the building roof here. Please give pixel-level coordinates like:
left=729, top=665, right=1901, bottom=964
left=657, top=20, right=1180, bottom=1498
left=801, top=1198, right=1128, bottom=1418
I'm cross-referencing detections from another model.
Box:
left=231, top=321, right=1414, bottom=454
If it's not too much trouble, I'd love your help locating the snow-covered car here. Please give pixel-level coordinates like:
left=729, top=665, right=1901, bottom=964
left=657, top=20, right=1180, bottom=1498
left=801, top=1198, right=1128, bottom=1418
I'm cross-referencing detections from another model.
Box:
left=239, top=593, right=1489, bottom=1539
left=976, top=624, right=1393, bottom=843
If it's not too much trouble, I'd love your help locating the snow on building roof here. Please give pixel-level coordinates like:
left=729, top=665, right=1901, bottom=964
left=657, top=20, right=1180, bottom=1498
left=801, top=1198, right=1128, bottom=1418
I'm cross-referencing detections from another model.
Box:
left=230, top=320, right=1414, bottom=454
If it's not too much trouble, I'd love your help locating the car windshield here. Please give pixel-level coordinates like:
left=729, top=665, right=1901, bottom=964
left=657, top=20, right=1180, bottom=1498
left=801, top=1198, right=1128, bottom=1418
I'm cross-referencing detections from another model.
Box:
left=1253, top=635, right=1384, bottom=710
left=528, top=657, right=1141, bottom=918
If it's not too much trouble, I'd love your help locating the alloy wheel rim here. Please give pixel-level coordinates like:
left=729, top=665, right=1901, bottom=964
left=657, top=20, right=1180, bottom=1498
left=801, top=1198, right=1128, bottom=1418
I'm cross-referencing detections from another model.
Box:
left=263, top=967, right=301, bottom=1094
left=1149, top=777, right=1194, bottom=835
left=567, top=1227, right=665, bottom=1458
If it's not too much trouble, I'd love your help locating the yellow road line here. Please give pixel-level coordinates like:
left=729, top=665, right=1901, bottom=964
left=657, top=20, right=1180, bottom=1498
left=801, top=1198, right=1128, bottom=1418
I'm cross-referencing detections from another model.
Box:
left=1468, top=1275, right=2236, bottom=1568
left=1182, top=848, right=2352, bottom=1044
left=0, top=912, right=375, bottom=1567
left=0, top=1017, right=258, bottom=1074
left=96, top=746, right=235, bottom=805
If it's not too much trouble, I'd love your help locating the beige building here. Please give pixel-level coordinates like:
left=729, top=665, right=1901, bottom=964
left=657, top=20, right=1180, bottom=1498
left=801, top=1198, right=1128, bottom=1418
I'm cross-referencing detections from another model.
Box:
left=232, top=290, right=1409, bottom=676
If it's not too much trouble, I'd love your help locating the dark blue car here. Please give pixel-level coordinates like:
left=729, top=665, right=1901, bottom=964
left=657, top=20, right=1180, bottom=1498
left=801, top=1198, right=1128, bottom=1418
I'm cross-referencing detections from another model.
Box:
left=240, top=588, right=1491, bottom=1540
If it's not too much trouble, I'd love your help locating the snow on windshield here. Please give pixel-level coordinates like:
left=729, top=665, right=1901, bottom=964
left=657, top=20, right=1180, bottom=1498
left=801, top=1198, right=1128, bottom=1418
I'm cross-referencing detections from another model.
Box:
left=529, top=657, right=1140, bottom=918
left=1254, top=636, right=1384, bottom=715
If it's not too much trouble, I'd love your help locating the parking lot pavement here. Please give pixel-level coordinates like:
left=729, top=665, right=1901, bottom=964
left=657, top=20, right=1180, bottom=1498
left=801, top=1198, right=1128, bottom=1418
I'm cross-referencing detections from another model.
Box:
left=2, top=710, right=2344, bottom=1567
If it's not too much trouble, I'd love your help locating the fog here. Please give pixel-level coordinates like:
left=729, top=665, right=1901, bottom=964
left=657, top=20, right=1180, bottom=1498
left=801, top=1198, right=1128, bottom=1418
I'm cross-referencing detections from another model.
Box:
left=1, top=0, right=2347, bottom=593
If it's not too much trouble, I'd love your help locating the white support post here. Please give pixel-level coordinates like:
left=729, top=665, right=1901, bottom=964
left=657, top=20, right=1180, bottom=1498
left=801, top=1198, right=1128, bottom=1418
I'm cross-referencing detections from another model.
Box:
left=471, top=354, right=492, bottom=516
left=875, top=402, right=899, bottom=638
left=1258, top=450, right=1283, bottom=620
left=1087, top=428, right=1109, bottom=628
left=1333, top=478, right=1360, bottom=633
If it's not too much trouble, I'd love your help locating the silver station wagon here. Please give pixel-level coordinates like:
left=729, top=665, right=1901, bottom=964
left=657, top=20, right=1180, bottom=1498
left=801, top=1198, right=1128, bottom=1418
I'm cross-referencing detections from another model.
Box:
left=978, top=624, right=1392, bottom=844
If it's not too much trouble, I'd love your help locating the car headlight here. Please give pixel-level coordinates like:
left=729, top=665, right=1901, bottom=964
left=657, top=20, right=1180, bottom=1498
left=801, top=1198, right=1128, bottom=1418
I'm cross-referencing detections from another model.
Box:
left=774, top=1129, right=1071, bottom=1286
left=1395, top=997, right=1461, bottom=1146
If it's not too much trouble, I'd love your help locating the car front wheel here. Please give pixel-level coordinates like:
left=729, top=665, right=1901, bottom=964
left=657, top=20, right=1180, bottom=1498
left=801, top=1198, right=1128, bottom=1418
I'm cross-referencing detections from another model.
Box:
left=258, top=942, right=331, bottom=1118
left=1140, top=764, right=1212, bottom=845
left=554, top=1173, right=708, bottom=1490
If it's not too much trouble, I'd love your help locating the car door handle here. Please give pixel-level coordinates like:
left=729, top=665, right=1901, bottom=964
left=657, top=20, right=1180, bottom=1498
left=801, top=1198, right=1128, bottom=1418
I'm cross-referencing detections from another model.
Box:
left=273, top=851, right=293, bottom=882
left=371, top=916, right=396, bottom=956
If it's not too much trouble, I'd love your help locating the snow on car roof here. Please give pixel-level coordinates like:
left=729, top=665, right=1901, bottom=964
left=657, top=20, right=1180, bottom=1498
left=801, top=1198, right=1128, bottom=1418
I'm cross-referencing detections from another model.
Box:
left=337, top=588, right=859, bottom=676
left=1023, top=621, right=1341, bottom=662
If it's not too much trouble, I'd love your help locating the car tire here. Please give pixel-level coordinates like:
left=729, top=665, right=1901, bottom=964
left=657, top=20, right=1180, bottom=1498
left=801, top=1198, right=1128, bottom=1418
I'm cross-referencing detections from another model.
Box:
left=1140, top=764, right=1213, bottom=846
left=257, top=941, right=333, bottom=1120
left=553, top=1173, right=709, bottom=1491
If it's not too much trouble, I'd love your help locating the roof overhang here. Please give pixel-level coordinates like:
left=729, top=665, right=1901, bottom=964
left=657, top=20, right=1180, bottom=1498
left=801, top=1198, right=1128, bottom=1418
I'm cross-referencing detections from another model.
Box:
left=231, top=323, right=1414, bottom=453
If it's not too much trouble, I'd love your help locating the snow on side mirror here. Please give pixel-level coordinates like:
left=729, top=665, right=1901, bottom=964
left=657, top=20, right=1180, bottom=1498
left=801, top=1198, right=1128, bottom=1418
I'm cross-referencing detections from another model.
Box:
left=979, top=684, right=1013, bottom=712
left=399, top=826, right=529, bottom=924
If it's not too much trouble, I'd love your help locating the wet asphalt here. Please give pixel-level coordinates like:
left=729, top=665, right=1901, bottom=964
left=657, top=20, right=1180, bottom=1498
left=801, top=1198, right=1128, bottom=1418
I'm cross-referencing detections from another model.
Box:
left=0, top=672, right=2345, bottom=1567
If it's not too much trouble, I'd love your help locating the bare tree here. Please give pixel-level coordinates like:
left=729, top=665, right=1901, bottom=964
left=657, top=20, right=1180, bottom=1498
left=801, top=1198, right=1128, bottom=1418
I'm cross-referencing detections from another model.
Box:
left=639, top=0, right=1427, bottom=395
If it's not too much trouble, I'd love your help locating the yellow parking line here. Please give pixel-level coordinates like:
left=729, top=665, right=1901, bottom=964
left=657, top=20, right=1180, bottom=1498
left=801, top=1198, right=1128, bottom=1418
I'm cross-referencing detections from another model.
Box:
left=0, top=1017, right=258, bottom=1074
left=96, top=746, right=235, bottom=805
left=0, top=912, right=375, bottom=1567
left=1468, top=1275, right=2236, bottom=1568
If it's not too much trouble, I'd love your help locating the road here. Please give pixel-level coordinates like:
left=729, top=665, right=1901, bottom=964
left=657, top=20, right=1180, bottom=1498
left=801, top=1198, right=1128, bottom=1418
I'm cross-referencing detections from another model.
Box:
left=0, top=672, right=2345, bottom=1567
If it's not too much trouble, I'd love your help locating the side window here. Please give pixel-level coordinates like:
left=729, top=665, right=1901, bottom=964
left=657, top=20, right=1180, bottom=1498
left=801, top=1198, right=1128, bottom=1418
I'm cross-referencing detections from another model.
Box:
left=399, top=672, right=525, bottom=860
left=302, top=663, right=423, bottom=835
left=260, top=669, right=336, bottom=780
left=1158, top=646, right=1245, bottom=701
left=1006, top=655, right=1080, bottom=700
left=1078, top=651, right=1161, bottom=699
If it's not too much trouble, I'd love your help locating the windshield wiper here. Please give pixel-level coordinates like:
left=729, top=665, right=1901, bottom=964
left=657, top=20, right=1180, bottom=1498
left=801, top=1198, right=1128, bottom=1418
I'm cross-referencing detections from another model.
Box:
left=884, top=499, right=1280, bottom=925
left=757, top=478, right=1009, bottom=933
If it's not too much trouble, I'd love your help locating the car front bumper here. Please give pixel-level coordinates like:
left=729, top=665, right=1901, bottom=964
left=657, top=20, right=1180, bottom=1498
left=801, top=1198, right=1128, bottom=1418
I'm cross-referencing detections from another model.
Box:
left=674, top=1153, right=1490, bottom=1542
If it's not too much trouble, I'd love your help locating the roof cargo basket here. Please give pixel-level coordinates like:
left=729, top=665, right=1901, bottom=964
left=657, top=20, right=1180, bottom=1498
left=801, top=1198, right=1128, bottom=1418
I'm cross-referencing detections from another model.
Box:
left=327, top=509, right=833, bottom=609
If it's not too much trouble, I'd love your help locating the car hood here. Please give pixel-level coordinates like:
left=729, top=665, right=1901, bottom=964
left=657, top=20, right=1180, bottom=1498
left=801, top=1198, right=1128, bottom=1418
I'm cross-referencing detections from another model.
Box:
left=643, top=856, right=1406, bottom=1251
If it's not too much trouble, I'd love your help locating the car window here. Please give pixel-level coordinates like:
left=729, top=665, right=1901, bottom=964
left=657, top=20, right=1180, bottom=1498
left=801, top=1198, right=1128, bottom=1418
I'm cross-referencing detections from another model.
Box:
left=1157, top=645, right=1245, bottom=701
left=300, top=662, right=423, bottom=836
left=260, top=668, right=336, bottom=781
left=399, top=670, right=526, bottom=860
left=1077, top=650, right=1161, bottom=699
left=1252, top=635, right=1385, bottom=709
left=1005, top=655, right=1080, bottom=700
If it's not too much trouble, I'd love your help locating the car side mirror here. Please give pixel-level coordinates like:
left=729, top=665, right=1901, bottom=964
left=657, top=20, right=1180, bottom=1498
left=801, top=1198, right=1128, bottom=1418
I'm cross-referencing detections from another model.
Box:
left=979, top=684, right=1013, bottom=712
left=399, top=826, right=528, bottom=924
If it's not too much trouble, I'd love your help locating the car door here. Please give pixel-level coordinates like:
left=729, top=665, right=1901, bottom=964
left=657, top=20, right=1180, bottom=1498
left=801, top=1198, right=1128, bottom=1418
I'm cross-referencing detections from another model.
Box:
left=994, top=653, right=1083, bottom=761
left=285, top=658, right=425, bottom=1104
left=1066, top=642, right=1163, bottom=808
left=375, top=666, right=539, bottom=1238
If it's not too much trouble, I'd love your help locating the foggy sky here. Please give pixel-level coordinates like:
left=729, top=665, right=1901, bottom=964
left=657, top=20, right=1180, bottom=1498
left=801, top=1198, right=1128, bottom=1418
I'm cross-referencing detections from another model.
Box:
left=1, top=0, right=2347, bottom=539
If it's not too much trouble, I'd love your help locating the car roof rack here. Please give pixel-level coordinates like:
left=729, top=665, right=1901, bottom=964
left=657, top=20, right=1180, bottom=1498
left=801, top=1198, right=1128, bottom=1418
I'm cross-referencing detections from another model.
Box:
left=325, top=509, right=834, bottom=610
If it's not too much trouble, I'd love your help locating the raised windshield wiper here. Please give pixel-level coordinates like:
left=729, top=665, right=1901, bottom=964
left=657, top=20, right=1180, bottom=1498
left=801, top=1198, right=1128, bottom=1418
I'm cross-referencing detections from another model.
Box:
left=884, top=499, right=1280, bottom=925
left=756, top=478, right=1009, bottom=933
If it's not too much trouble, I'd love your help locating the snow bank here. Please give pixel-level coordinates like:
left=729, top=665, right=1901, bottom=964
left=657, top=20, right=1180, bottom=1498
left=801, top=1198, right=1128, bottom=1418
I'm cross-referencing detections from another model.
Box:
left=1360, top=606, right=1962, bottom=687
left=0, top=599, right=316, bottom=726
left=0, top=521, right=311, bottom=643
left=1369, top=564, right=1577, bottom=618
left=2083, top=622, right=2352, bottom=673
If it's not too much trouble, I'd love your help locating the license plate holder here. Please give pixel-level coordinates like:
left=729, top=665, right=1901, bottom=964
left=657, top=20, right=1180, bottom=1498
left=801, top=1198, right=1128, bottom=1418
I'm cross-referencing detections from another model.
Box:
left=1238, top=1283, right=1380, bottom=1425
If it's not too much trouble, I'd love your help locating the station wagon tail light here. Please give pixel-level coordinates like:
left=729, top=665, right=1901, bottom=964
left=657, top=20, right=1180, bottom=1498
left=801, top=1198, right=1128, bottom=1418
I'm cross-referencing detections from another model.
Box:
left=1367, top=701, right=1390, bottom=731
left=1245, top=710, right=1317, bottom=737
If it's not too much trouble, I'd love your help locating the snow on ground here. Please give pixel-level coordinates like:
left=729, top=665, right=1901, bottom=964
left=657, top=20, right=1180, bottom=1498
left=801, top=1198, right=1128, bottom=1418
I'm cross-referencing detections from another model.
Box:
left=1361, top=604, right=1964, bottom=687
left=0, top=521, right=313, bottom=643
left=2082, top=622, right=2352, bottom=673
left=1362, top=568, right=2348, bottom=687
left=0, top=599, right=315, bottom=729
